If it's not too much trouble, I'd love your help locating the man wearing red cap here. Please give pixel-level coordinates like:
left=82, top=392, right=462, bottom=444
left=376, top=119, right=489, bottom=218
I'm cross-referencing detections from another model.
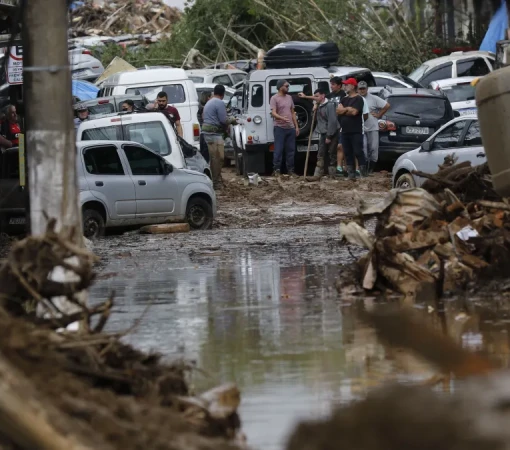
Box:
left=336, top=78, right=367, bottom=180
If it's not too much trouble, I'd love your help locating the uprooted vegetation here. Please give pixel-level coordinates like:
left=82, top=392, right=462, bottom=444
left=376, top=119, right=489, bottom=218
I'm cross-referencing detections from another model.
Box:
left=341, top=161, right=510, bottom=300
left=0, top=220, right=245, bottom=450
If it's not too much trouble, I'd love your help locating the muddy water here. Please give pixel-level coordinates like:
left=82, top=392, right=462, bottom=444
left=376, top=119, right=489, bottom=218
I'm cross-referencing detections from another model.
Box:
left=89, top=224, right=510, bottom=450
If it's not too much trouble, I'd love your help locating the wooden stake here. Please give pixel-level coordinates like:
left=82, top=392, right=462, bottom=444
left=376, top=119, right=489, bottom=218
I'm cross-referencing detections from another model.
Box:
left=303, top=110, right=317, bottom=178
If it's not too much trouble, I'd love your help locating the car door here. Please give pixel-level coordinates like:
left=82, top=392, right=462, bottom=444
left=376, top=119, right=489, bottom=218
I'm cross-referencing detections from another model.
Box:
left=456, top=119, right=486, bottom=167
left=411, top=119, right=468, bottom=176
left=455, top=58, right=491, bottom=77
left=122, top=144, right=179, bottom=217
left=81, top=144, right=136, bottom=219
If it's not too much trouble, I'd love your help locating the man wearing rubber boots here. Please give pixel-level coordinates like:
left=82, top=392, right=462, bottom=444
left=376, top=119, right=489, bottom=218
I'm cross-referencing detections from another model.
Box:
left=336, top=78, right=368, bottom=180
left=313, top=88, right=339, bottom=178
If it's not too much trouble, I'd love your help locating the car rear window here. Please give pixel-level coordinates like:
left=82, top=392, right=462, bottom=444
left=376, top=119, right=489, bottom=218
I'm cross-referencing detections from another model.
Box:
left=386, top=96, right=447, bottom=120
left=82, top=125, right=119, bottom=141
left=441, top=84, right=476, bottom=103
left=87, top=103, right=116, bottom=115
left=188, top=77, right=204, bottom=83
left=123, top=122, right=171, bottom=156
left=126, top=84, right=186, bottom=104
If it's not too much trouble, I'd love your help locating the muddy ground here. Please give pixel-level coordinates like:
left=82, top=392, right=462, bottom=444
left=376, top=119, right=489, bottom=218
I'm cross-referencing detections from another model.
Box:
left=216, top=169, right=391, bottom=228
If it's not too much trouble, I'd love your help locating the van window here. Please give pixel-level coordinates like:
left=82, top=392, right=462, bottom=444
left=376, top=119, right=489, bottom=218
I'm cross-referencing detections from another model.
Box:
left=213, top=75, right=233, bottom=87
left=82, top=125, right=120, bottom=141
left=456, top=58, right=490, bottom=77
left=318, top=81, right=330, bottom=94
left=269, top=78, right=312, bottom=98
left=0, top=151, right=19, bottom=179
left=251, top=84, right=263, bottom=107
left=123, top=121, right=171, bottom=156
left=124, top=145, right=164, bottom=176
left=83, top=145, right=124, bottom=175
left=126, top=84, right=186, bottom=104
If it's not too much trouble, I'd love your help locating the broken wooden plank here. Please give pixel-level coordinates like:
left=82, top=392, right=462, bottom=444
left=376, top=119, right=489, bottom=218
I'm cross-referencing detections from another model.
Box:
left=139, top=223, right=190, bottom=234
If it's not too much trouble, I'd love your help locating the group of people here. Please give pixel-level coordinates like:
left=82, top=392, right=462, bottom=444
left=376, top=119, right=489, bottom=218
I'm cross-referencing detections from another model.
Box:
left=271, top=76, right=390, bottom=180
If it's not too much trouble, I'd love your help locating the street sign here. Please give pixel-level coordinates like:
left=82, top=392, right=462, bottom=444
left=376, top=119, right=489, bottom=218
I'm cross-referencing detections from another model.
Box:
left=6, top=45, right=23, bottom=85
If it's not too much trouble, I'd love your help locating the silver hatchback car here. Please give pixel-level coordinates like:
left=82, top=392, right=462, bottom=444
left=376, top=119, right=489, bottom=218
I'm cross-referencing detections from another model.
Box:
left=392, top=115, right=487, bottom=188
left=78, top=140, right=216, bottom=238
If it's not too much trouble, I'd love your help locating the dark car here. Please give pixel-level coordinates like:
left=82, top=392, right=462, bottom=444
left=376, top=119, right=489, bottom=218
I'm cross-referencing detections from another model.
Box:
left=76, top=94, right=149, bottom=117
left=376, top=87, right=457, bottom=166
left=0, top=147, right=27, bottom=234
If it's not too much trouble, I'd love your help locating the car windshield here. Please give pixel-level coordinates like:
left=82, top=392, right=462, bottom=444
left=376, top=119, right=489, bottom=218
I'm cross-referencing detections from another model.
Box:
left=126, top=85, right=186, bottom=104
left=386, top=97, right=447, bottom=120
left=408, top=64, right=429, bottom=81
left=87, top=103, right=115, bottom=115
left=441, top=84, right=476, bottom=103
left=188, top=76, right=204, bottom=83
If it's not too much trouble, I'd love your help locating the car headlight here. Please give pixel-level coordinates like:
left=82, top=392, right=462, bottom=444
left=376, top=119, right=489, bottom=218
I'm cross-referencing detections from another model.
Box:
left=253, top=115, right=262, bottom=125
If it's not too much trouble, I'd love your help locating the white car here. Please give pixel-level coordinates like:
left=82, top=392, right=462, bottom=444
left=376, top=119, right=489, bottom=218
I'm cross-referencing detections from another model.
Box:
left=392, top=115, right=486, bottom=188
left=429, top=77, right=479, bottom=116
left=186, top=69, right=247, bottom=88
left=408, top=51, right=494, bottom=87
left=373, top=71, right=424, bottom=88
left=69, top=52, right=105, bottom=82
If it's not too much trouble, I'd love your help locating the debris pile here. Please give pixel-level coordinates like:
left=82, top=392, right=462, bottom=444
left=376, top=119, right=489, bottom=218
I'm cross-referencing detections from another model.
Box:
left=70, top=0, right=181, bottom=37
left=0, top=221, right=245, bottom=450
left=340, top=162, right=510, bottom=299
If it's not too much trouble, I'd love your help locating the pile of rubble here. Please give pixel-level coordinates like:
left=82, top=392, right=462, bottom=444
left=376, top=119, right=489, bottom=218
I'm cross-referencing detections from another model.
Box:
left=70, top=0, right=181, bottom=37
left=340, top=161, right=510, bottom=299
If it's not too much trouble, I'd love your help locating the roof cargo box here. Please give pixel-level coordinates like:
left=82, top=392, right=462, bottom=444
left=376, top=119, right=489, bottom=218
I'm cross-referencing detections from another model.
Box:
left=264, top=41, right=339, bottom=69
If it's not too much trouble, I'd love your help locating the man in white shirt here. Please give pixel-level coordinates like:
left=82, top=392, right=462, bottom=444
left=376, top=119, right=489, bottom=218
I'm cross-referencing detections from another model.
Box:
left=358, top=81, right=390, bottom=174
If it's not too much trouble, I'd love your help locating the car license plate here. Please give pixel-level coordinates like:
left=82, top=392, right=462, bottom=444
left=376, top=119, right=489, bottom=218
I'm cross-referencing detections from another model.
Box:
left=9, top=217, right=25, bottom=225
left=459, top=108, right=477, bottom=116
left=405, top=126, right=430, bottom=135
left=297, top=144, right=318, bottom=152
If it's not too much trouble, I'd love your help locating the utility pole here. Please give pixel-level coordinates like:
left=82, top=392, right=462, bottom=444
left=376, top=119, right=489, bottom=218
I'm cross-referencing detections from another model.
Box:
left=22, top=0, right=81, bottom=239
left=22, top=0, right=86, bottom=320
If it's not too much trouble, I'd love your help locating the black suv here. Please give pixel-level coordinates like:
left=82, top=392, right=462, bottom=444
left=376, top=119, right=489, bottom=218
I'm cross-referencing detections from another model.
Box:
left=375, top=87, right=457, bottom=166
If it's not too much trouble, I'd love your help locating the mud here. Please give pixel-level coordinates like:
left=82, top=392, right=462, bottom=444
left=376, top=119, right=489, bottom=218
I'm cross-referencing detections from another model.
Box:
left=215, top=169, right=391, bottom=228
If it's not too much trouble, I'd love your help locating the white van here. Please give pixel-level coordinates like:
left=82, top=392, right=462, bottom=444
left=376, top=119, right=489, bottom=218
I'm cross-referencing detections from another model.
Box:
left=97, top=69, right=201, bottom=148
left=77, top=112, right=211, bottom=179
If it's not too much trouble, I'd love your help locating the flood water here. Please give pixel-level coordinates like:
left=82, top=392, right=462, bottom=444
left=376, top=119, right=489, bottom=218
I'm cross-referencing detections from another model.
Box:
left=90, top=224, right=510, bottom=450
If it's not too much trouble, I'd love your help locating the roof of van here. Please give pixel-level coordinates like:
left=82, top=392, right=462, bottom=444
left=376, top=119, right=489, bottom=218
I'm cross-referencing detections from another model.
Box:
left=328, top=66, right=371, bottom=75
left=77, top=140, right=147, bottom=149
left=248, top=67, right=331, bottom=82
left=78, top=111, right=170, bottom=125
left=186, top=69, right=246, bottom=76
left=101, top=68, right=189, bottom=86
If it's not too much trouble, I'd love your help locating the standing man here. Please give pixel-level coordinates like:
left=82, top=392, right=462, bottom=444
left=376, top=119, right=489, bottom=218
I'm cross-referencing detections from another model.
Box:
left=74, top=104, right=89, bottom=133
left=358, top=81, right=390, bottom=174
left=0, top=105, right=20, bottom=148
left=312, top=88, right=339, bottom=178
left=336, top=78, right=367, bottom=180
left=270, top=79, right=299, bottom=176
left=202, top=84, right=228, bottom=189
left=147, top=91, right=183, bottom=138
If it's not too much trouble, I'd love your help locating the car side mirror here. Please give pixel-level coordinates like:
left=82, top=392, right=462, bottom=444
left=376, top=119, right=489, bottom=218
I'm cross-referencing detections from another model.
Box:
left=163, top=162, right=173, bottom=175
left=421, top=140, right=432, bottom=152
left=453, top=110, right=461, bottom=117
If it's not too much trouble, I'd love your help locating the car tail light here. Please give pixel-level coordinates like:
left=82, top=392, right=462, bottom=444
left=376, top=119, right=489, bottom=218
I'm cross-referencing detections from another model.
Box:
left=193, top=123, right=200, bottom=140
left=98, top=99, right=109, bottom=104
left=82, top=50, right=92, bottom=55
left=247, top=135, right=253, bottom=142
left=269, top=144, right=274, bottom=152
left=247, top=117, right=252, bottom=122
left=378, top=120, right=396, bottom=131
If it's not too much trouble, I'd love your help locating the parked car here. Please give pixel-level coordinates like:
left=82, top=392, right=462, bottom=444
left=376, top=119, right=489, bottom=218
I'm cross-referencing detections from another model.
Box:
left=76, top=95, right=150, bottom=116
left=205, top=60, right=257, bottom=72
left=328, top=66, right=376, bottom=86
left=392, top=115, right=485, bottom=188
left=376, top=87, right=457, bottom=166
left=230, top=67, right=332, bottom=175
left=0, top=147, right=25, bottom=234
left=76, top=112, right=211, bottom=179
left=78, top=140, right=216, bottom=238
left=96, top=68, right=201, bottom=149
left=428, top=77, right=479, bottom=116
left=69, top=53, right=105, bottom=82
left=186, top=69, right=247, bottom=89
left=373, top=71, right=423, bottom=88
left=408, top=51, right=494, bottom=87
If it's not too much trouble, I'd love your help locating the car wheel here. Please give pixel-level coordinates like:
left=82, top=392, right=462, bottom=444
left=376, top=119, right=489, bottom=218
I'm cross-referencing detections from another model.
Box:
left=395, top=172, right=416, bottom=189
left=186, top=197, right=213, bottom=230
left=82, top=209, right=105, bottom=239
left=292, top=97, right=313, bottom=136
